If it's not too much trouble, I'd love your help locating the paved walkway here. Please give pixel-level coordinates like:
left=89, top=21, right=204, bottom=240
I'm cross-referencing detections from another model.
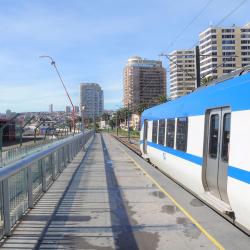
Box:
left=1, top=133, right=249, bottom=249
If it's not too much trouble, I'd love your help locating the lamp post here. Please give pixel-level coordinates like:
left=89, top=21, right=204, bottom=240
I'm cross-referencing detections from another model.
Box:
left=127, top=104, right=131, bottom=143
left=0, top=113, right=20, bottom=161
left=39, top=55, right=76, bottom=135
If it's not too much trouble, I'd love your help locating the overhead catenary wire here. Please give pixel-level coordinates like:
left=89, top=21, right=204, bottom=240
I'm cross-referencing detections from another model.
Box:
left=189, top=0, right=248, bottom=49
left=169, top=0, right=214, bottom=48
left=216, top=0, right=247, bottom=26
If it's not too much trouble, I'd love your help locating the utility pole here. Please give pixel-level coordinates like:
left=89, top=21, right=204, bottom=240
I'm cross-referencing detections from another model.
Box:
left=195, top=46, right=201, bottom=88
left=127, top=105, right=131, bottom=143
left=116, top=112, right=118, bottom=136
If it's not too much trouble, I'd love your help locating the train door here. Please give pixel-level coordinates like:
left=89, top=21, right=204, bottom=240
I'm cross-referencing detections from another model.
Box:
left=204, top=107, right=231, bottom=204
left=143, top=120, right=148, bottom=154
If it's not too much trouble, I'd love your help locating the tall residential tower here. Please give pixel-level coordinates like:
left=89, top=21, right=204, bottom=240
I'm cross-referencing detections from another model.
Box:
left=123, top=56, right=166, bottom=111
left=80, top=83, right=104, bottom=119
left=169, top=50, right=196, bottom=99
left=199, top=23, right=250, bottom=79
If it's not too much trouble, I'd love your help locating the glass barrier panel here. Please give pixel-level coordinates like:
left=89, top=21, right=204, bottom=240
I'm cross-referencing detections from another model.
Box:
left=32, top=161, right=43, bottom=201
left=8, top=169, right=28, bottom=227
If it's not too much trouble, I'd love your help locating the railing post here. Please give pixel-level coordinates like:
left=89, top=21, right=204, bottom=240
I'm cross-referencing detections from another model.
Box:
left=67, top=145, right=70, bottom=163
left=69, top=144, right=71, bottom=161
left=51, top=154, right=56, bottom=181
left=63, top=147, right=66, bottom=168
left=2, top=179, right=11, bottom=236
left=27, top=166, right=34, bottom=209
left=41, top=159, right=47, bottom=192
left=58, top=150, right=62, bottom=173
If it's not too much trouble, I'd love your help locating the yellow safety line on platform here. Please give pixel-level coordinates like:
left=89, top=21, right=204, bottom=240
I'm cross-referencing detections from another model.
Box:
left=116, top=141, right=225, bottom=250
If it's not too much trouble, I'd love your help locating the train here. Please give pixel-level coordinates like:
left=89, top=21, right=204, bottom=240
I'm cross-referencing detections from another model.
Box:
left=140, top=69, right=250, bottom=234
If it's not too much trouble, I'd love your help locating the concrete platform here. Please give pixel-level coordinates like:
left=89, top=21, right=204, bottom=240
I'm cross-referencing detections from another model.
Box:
left=1, top=133, right=249, bottom=249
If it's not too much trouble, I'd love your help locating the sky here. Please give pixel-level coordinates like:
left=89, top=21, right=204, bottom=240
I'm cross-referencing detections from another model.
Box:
left=0, top=0, right=249, bottom=113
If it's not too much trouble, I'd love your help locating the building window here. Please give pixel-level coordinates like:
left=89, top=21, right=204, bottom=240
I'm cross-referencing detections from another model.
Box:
left=152, top=120, right=158, bottom=143
left=166, top=119, right=175, bottom=148
left=176, top=117, right=188, bottom=151
left=158, top=119, right=165, bottom=145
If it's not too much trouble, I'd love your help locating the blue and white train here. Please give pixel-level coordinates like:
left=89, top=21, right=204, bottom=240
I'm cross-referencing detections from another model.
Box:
left=140, top=70, right=250, bottom=233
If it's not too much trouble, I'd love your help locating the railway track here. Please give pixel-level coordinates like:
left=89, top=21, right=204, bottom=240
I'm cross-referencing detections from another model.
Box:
left=111, top=134, right=141, bottom=156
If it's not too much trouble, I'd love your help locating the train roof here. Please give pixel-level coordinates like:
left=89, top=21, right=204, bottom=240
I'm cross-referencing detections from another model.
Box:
left=141, top=71, right=250, bottom=121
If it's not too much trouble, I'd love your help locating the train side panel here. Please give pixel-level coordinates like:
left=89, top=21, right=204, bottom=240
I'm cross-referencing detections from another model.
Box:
left=227, top=111, right=250, bottom=230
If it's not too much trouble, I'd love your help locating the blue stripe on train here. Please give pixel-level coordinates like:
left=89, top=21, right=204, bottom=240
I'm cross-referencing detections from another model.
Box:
left=141, top=141, right=250, bottom=184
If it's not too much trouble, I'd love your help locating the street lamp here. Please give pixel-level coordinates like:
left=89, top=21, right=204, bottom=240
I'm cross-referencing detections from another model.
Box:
left=39, top=55, right=76, bottom=135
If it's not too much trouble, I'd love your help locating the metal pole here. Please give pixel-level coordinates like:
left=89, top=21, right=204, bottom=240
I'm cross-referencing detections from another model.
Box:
left=40, top=56, right=76, bottom=134
left=195, top=46, right=201, bottom=88
left=127, top=108, right=131, bottom=143
left=116, top=112, right=119, bottom=136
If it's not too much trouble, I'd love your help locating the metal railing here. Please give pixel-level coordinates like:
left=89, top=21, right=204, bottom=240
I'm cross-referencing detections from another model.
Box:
left=0, top=130, right=94, bottom=238
left=0, top=133, right=80, bottom=168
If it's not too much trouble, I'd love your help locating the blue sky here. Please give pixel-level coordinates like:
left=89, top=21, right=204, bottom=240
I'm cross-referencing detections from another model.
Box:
left=0, top=0, right=249, bottom=112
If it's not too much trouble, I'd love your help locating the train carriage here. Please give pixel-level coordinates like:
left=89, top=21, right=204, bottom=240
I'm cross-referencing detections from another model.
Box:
left=140, top=70, right=250, bottom=233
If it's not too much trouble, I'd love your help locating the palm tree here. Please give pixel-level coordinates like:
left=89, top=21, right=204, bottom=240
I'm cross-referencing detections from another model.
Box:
left=136, top=103, right=148, bottom=115
left=156, top=95, right=167, bottom=104
left=102, top=112, right=110, bottom=122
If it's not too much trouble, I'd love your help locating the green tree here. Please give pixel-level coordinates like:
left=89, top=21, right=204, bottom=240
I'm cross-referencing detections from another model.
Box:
left=156, top=95, right=167, bottom=104
left=136, top=103, right=148, bottom=115
left=102, top=112, right=110, bottom=121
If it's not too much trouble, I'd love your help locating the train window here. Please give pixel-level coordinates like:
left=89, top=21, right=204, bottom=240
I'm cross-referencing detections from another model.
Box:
left=209, top=114, right=219, bottom=158
left=176, top=117, right=188, bottom=151
left=221, top=113, right=231, bottom=162
left=158, top=119, right=165, bottom=145
left=152, top=120, right=158, bottom=143
left=166, top=119, right=175, bottom=148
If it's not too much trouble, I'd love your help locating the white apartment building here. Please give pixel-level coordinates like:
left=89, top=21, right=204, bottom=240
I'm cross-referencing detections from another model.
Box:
left=80, top=83, right=104, bottom=119
left=169, top=50, right=196, bottom=99
left=199, top=23, right=250, bottom=79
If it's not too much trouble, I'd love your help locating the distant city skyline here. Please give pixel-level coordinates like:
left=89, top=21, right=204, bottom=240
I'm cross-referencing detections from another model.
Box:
left=0, top=0, right=249, bottom=112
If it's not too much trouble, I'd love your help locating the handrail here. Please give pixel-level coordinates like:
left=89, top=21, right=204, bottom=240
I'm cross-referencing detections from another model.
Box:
left=0, top=133, right=84, bottom=182
left=0, top=129, right=94, bottom=238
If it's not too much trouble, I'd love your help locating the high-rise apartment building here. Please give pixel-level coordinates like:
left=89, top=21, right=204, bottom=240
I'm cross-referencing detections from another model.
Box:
left=123, top=56, right=166, bottom=111
left=65, top=106, right=71, bottom=114
left=80, top=83, right=104, bottom=119
left=169, top=50, right=196, bottom=99
left=74, top=106, right=80, bottom=114
left=49, top=104, right=53, bottom=113
left=199, top=23, right=250, bottom=79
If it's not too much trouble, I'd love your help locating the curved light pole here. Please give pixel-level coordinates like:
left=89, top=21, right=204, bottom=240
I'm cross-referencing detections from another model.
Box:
left=39, top=55, right=76, bottom=135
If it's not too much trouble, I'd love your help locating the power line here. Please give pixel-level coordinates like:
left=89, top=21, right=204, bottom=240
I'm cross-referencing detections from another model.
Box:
left=169, top=0, right=214, bottom=47
left=189, top=0, right=248, bottom=49
left=216, top=0, right=247, bottom=26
